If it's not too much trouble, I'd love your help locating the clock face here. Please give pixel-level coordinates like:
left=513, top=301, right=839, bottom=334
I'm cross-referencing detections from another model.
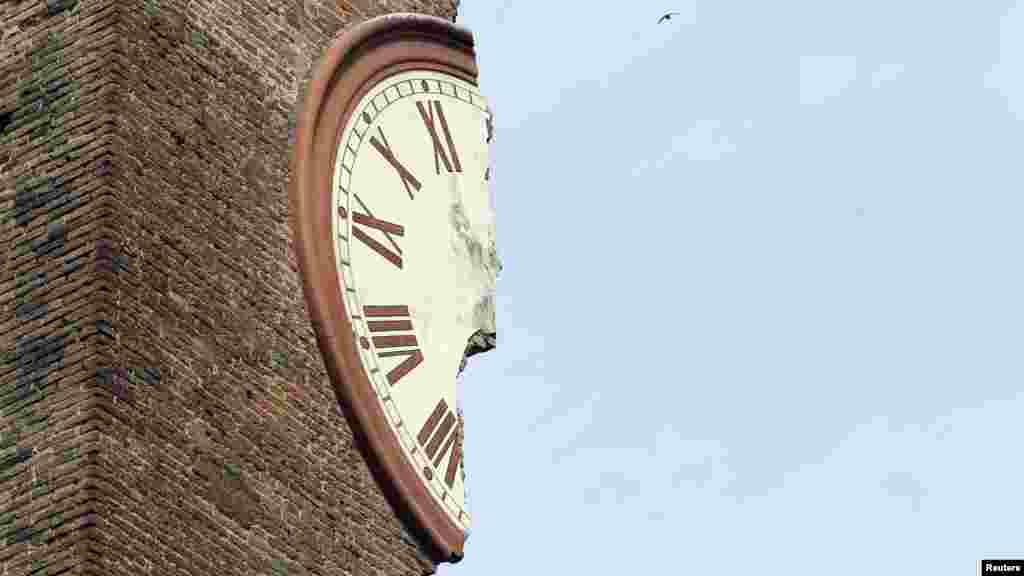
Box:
left=289, top=14, right=497, bottom=562
left=329, top=69, right=495, bottom=534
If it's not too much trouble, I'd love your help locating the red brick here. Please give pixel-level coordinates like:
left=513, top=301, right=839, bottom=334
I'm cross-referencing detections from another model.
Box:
left=0, top=0, right=459, bottom=574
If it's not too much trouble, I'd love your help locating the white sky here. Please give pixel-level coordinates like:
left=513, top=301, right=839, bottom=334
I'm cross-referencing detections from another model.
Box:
left=442, top=1, right=1024, bottom=573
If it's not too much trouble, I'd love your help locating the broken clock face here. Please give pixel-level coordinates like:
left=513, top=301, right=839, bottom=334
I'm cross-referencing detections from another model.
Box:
left=332, top=65, right=497, bottom=538
left=289, top=14, right=498, bottom=563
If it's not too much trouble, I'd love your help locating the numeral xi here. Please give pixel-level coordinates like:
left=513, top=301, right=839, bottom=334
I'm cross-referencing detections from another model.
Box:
left=362, top=305, right=423, bottom=385
left=369, top=126, right=421, bottom=200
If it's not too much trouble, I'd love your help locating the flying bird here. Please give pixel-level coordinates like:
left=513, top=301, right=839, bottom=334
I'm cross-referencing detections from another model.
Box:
left=658, top=11, right=681, bottom=24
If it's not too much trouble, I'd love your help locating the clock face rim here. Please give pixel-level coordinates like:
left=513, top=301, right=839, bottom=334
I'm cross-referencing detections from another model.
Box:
left=289, top=14, right=479, bottom=564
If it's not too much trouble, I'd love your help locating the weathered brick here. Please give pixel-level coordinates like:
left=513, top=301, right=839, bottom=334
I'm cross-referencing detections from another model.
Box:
left=1, top=0, right=460, bottom=574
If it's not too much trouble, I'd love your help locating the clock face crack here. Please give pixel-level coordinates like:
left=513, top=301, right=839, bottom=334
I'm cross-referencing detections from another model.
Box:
left=457, top=329, right=497, bottom=377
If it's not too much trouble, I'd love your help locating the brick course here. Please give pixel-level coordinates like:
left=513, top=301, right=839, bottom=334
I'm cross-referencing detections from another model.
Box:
left=1, top=0, right=461, bottom=574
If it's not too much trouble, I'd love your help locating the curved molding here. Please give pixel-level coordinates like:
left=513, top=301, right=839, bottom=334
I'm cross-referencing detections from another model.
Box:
left=288, top=13, right=479, bottom=564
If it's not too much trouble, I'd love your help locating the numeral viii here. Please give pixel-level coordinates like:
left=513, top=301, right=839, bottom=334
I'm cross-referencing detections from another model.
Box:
left=417, top=398, right=463, bottom=489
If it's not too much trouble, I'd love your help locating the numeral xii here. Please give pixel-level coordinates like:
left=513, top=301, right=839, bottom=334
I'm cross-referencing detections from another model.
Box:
left=417, top=100, right=462, bottom=175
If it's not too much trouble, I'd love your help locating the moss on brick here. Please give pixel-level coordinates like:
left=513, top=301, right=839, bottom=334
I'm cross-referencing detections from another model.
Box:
left=1, top=0, right=460, bottom=573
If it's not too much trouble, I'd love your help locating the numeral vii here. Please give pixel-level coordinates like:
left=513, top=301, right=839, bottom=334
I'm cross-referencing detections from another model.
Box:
left=416, top=100, right=462, bottom=175
left=417, top=398, right=463, bottom=489
left=361, top=305, right=423, bottom=385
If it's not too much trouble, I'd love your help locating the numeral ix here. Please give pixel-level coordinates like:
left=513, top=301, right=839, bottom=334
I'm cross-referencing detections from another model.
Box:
left=361, top=305, right=423, bottom=385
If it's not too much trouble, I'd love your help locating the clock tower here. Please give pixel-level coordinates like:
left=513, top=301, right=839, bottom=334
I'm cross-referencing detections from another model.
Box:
left=0, top=1, right=496, bottom=575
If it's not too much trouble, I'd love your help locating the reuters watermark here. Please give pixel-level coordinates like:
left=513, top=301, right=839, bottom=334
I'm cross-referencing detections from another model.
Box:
left=979, top=560, right=1024, bottom=575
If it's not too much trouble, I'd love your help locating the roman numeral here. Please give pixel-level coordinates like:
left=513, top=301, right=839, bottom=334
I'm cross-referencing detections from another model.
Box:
left=369, top=126, right=422, bottom=200
left=417, top=398, right=463, bottom=489
left=339, top=193, right=404, bottom=269
left=361, top=305, right=423, bottom=385
left=416, top=100, right=462, bottom=175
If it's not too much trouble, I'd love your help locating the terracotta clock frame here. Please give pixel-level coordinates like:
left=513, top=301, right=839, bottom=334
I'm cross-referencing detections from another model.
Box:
left=288, top=13, right=480, bottom=564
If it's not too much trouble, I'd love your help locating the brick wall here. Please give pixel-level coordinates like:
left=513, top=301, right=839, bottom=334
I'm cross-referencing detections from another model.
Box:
left=0, top=0, right=461, bottom=575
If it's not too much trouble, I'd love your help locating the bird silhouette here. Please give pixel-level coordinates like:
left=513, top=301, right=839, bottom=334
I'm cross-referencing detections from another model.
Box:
left=658, top=11, right=681, bottom=24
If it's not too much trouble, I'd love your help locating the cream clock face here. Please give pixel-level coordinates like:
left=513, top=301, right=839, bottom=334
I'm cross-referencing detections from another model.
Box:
left=330, top=69, right=495, bottom=533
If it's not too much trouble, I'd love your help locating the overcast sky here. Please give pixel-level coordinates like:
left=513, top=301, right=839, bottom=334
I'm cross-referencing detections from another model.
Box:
left=442, top=1, right=1024, bottom=574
